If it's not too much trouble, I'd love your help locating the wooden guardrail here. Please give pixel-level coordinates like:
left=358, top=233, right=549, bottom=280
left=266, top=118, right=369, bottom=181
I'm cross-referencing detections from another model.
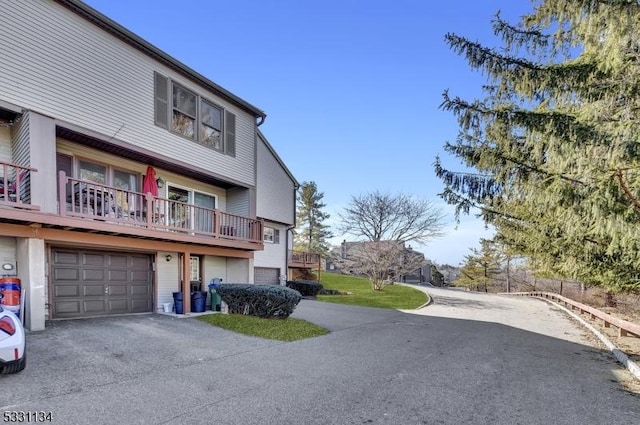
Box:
left=508, top=291, right=640, bottom=338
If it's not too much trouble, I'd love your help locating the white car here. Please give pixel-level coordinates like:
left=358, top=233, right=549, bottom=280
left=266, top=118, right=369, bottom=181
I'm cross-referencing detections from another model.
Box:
left=0, top=302, right=26, bottom=374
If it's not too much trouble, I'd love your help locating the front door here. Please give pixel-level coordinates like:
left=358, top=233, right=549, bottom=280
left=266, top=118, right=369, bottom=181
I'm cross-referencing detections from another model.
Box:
left=189, top=255, right=202, bottom=292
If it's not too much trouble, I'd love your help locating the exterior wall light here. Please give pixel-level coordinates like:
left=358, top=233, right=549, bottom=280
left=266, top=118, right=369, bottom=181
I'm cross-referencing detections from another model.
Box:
left=165, top=254, right=172, bottom=262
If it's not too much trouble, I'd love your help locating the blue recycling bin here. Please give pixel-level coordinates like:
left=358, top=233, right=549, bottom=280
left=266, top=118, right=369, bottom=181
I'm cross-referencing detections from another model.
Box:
left=191, top=291, right=207, bottom=313
left=172, top=292, right=184, bottom=314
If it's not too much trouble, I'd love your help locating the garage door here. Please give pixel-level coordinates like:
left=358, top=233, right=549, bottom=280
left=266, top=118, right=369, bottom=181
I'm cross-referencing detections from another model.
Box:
left=254, top=267, right=280, bottom=285
left=51, top=248, right=153, bottom=319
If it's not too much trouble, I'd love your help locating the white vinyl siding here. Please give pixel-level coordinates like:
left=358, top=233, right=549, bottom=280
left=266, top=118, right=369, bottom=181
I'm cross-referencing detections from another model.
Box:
left=256, top=134, right=295, bottom=224
left=203, top=256, right=227, bottom=286
left=157, top=251, right=178, bottom=311
left=0, top=0, right=256, bottom=186
left=0, top=237, right=16, bottom=269
left=226, top=187, right=250, bottom=218
left=254, top=222, right=287, bottom=270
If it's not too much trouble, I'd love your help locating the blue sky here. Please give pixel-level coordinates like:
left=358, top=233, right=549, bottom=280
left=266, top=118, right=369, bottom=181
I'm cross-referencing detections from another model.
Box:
left=84, top=0, right=534, bottom=266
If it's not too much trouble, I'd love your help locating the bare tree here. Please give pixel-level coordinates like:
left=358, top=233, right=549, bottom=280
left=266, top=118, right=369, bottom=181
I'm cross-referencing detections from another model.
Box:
left=336, top=191, right=445, bottom=291
left=339, top=191, right=446, bottom=245
left=337, top=241, right=427, bottom=290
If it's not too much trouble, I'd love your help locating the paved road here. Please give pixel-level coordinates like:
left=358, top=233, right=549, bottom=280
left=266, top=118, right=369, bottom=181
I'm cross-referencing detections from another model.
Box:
left=1, top=287, right=638, bottom=424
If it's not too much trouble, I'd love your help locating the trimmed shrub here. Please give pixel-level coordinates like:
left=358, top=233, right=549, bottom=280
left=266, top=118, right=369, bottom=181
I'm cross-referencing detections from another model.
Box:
left=215, top=283, right=302, bottom=318
left=286, top=280, right=323, bottom=297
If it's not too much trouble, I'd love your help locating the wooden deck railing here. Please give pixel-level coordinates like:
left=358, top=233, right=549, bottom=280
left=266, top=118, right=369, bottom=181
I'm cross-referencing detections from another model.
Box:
left=509, top=291, right=640, bottom=338
left=0, top=162, right=38, bottom=209
left=288, top=251, right=321, bottom=268
left=58, top=171, right=262, bottom=244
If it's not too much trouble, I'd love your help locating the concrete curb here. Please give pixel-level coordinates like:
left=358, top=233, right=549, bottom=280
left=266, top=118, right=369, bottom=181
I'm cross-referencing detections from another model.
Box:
left=539, top=297, right=640, bottom=382
left=396, top=283, right=433, bottom=310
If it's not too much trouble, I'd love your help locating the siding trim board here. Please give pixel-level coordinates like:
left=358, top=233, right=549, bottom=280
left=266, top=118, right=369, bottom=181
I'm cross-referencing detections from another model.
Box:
left=55, top=0, right=266, bottom=122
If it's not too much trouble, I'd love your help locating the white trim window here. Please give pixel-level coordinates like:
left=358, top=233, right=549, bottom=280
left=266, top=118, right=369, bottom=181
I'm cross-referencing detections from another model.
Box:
left=264, top=227, right=280, bottom=244
left=154, top=72, right=235, bottom=156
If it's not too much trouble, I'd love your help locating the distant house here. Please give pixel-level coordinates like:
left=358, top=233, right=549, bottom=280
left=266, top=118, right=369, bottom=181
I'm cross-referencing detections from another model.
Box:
left=335, top=240, right=432, bottom=284
left=0, top=0, right=297, bottom=330
left=438, top=264, right=460, bottom=286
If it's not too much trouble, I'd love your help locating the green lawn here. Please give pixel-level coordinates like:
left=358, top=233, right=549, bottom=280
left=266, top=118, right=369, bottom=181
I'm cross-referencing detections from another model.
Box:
left=196, top=313, right=329, bottom=342
left=195, top=273, right=427, bottom=340
left=317, top=273, right=429, bottom=309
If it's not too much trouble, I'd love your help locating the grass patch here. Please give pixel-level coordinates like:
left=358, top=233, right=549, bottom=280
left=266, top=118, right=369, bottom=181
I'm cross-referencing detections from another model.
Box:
left=317, top=273, right=428, bottom=309
left=196, top=313, right=329, bottom=342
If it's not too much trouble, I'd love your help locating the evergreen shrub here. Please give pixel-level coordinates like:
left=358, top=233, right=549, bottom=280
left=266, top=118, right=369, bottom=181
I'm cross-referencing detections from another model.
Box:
left=286, top=280, right=324, bottom=297
left=215, top=283, right=302, bottom=318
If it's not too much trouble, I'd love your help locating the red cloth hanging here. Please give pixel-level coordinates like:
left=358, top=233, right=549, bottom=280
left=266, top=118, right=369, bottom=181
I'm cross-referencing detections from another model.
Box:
left=142, top=166, right=158, bottom=196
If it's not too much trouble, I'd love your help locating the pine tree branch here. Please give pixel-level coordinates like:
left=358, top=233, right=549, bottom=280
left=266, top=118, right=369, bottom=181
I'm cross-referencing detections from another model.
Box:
left=614, top=168, right=640, bottom=213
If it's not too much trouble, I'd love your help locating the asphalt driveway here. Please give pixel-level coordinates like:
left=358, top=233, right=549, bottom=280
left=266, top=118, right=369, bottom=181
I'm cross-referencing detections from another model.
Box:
left=1, top=290, right=639, bottom=424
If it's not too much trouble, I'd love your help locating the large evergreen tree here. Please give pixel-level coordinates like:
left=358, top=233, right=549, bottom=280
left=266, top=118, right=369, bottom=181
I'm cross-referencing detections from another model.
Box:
left=295, top=181, right=333, bottom=256
left=456, top=239, right=504, bottom=292
left=435, top=0, right=640, bottom=292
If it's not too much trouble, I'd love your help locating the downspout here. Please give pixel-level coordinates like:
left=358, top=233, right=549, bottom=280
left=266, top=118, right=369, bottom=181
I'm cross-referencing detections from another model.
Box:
left=285, top=183, right=299, bottom=282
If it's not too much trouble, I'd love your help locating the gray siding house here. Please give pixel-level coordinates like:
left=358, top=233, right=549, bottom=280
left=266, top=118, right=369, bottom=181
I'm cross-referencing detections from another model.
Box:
left=254, top=131, right=298, bottom=284
left=0, top=0, right=296, bottom=330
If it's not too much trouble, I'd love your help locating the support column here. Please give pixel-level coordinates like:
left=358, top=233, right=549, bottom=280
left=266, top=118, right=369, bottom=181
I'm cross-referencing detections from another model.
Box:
left=16, top=237, right=46, bottom=331
left=24, top=111, right=57, bottom=214
left=182, top=252, right=191, bottom=313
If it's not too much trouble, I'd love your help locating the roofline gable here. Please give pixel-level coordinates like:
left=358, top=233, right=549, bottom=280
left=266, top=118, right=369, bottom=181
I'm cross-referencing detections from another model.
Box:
left=258, top=130, right=299, bottom=188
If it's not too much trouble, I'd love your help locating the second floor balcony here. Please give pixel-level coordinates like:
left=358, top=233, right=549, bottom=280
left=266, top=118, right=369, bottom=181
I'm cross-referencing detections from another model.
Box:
left=0, top=161, right=263, bottom=250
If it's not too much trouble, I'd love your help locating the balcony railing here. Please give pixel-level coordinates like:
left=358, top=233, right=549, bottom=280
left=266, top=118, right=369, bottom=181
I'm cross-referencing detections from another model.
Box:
left=288, top=251, right=321, bottom=268
left=58, top=171, right=262, bottom=244
left=0, top=162, right=38, bottom=210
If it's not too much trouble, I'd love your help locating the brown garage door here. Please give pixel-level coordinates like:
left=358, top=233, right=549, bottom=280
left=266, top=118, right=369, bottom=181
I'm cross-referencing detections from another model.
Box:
left=51, top=248, right=153, bottom=319
left=254, top=267, right=280, bottom=285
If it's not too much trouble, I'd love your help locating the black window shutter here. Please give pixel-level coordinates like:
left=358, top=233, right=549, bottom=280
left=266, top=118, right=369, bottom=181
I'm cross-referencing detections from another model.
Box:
left=224, top=110, right=236, bottom=157
left=154, top=72, right=169, bottom=128
left=274, top=229, right=280, bottom=244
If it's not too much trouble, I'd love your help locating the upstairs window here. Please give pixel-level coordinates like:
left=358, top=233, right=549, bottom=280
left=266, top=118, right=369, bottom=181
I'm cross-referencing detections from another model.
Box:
left=172, top=85, right=196, bottom=139
left=155, top=72, right=235, bottom=155
left=200, top=100, right=222, bottom=150
left=264, top=227, right=280, bottom=244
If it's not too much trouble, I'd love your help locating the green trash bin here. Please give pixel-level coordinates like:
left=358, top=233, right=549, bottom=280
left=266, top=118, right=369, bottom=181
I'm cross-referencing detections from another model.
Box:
left=208, top=281, right=221, bottom=311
